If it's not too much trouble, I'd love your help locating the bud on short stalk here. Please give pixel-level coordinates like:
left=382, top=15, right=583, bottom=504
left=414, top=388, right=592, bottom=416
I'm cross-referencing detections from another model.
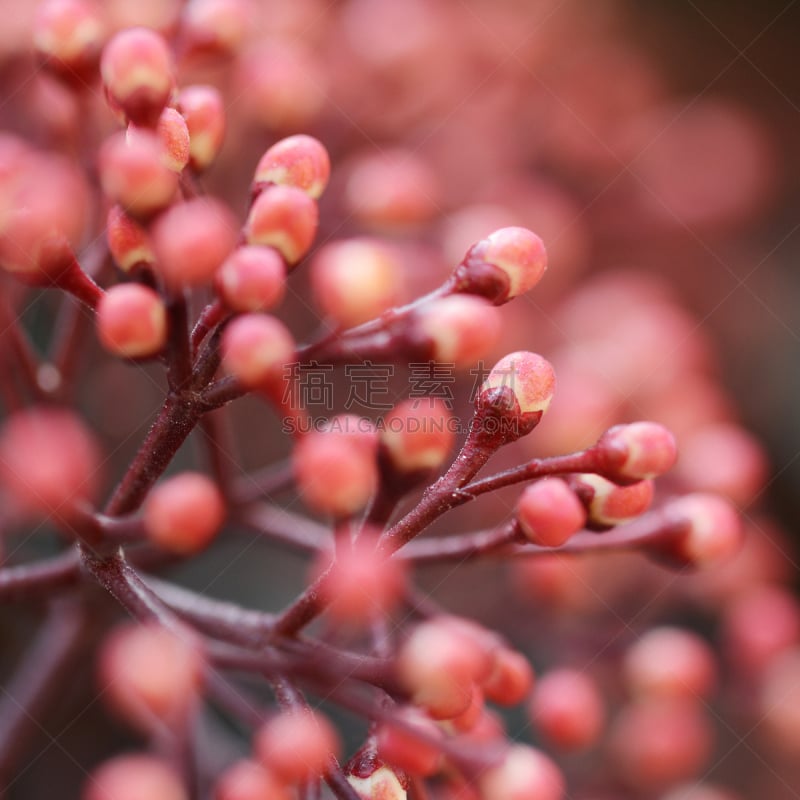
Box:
left=216, top=245, right=286, bottom=313
left=96, top=283, right=167, bottom=358
left=215, top=759, right=291, bottom=800
left=107, top=205, right=155, bottom=272
left=254, top=134, right=331, bottom=199
left=516, top=478, right=586, bottom=547
left=454, top=227, right=548, bottom=304
left=221, top=314, right=295, bottom=389
left=176, top=85, right=226, bottom=172
left=101, top=27, right=175, bottom=125
left=244, top=185, right=318, bottom=265
left=85, top=755, right=187, bottom=800
left=310, top=238, right=402, bottom=328
left=571, top=474, right=654, bottom=528
left=595, top=421, right=678, bottom=483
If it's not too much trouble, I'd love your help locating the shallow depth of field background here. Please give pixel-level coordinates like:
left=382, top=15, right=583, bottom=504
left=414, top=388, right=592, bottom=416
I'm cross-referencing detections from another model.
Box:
left=1, top=0, right=800, bottom=797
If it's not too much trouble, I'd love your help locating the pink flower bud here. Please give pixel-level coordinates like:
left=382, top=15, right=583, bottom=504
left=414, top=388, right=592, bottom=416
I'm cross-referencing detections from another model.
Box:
left=481, top=351, right=556, bottom=416
left=151, top=198, right=239, bottom=287
left=221, top=314, right=295, bottom=388
left=216, top=245, right=286, bottom=312
left=461, top=227, right=548, bottom=302
left=181, top=0, right=250, bottom=57
left=529, top=668, right=605, bottom=751
left=244, top=185, right=318, bottom=265
left=313, top=536, right=406, bottom=627
left=254, top=134, right=331, bottom=199
left=516, top=479, right=586, bottom=547
left=99, top=130, right=178, bottom=217
left=153, top=106, right=190, bottom=172
left=236, top=43, right=325, bottom=130
left=255, top=710, right=340, bottom=783
left=396, top=618, right=489, bottom=720
left=293, top=422, right=378, bottom=516
left=85, top=755, right=187, bottom=800
left=347, top=763, right=408, bottom=800
left=143, top=472, right=226, bottom=554
left=101, top=27, right=175, bottom=125
left=574, top=474, right=654, bottom=527
left=380, top=398, right=456, bottom=474
left=346, top=150, right=440, bottom=230
left=416, top=296, right=501, bottom=367
left=478, top=745, right=565, bottom=800
left=482, top=648, right=534, bottom=706
left=33, top=0, right=106, bottom=79
left=675, top=422, right=768, bottom=506
left=106, top=205, right=154, bottom=271
left=596, top=421, right=678, bottom=482
left=624, top=627, right=717, bottom=701
left=96, top=283, right=167, bottom=358
left=655, top=493, right=744, bottom=568
left=215, top=760, right=291, bottom=800
left=310, top=238, right=402, bottom=328
left=375, top=708, right=443, bottom=777
left=176, top=85, right=226, bottom=172
left=0, top=151, right=90, bottom=277
left=0, top=408, right=100, bottom=520
left=98, top=622, right=204, bottom=729
left=609, top=698, right=713, bottom=789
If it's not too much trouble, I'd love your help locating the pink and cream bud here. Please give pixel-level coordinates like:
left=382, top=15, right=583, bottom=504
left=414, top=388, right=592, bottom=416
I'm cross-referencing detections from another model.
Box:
left=254, top=134, right=331, bottom=199
left=176, top=85, right=226, bottom=172
left=416, top=296, right=501, bottom=368
left=292, top=421, right=378, bottom=516
left=101, top=27, right=175, bottom=124
left=380, top=398, right=456, bottom=474
left=99, top=130, right=178, bottom=217
left=481, top=351, right=556, bottom=416
left=596, top=421, right=678, bottom=482
left=310, top=238, right=401, bottom=328
left=33, top=0, right=106, bottom=79
left=216, top=245, right=286, bottom=312
left=215, top=760, right=291, bottom=800
left=462, top=227, right=548, bottom=302
left=221, top=314, right=295, bottom=389
left=244, top=185, right=318, bottom=265
left=143, top=472, right=226, bottom=554
left=96, top=283, right=167, bottom=358
left=478, top=745, right=565, bottom=800
left=516, top=479, right=586, bottom=547
left=656, top=493, right=744, bottom=568
left=107, top=205, right=154, bottom=271
left=153, top=107, right=190, bottom=172
left=255, top=710, right=340, bottom=783
left=181, top=0, right=250, bottom=57
left=151, top=197, right=239, bottom=287
left=574, top=474, right=654, bottom=527
left=98, top=622, right=204, bottom=729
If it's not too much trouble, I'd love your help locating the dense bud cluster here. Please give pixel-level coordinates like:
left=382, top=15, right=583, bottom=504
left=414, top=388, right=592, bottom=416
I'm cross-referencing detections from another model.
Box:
left=0, top=4, right=791, bottom=800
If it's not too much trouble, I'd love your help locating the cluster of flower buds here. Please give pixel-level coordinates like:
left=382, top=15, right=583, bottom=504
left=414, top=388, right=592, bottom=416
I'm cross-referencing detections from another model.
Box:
left=0, top=5, right=785, bottom=800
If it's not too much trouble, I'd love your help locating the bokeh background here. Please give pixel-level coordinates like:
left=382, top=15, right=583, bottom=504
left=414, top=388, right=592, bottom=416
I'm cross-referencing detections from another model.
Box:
left=1, top=0, right=800, bottom=798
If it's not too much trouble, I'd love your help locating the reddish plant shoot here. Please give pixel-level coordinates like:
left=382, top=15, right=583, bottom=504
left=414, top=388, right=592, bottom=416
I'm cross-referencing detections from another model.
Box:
left=0, top=7, right=787, bottom=800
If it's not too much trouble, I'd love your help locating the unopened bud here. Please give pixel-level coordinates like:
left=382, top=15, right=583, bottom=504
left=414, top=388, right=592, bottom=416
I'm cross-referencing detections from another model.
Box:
left=221, top=314, right=295, bottom=389
left=516, top=479, right=585, bottom=547
left=244, top=185, right=318, bottom=265
left=254, top=134, right=331, bottom=199
left=96, top=283, right=167, bottom=358
left=596, top=421, right=678, bottom=482
left=458, top=227, right=547, bottom=303
left=573, top=474, right=654, bottom=527
left=481, top=351, right=556, bottom=417
left=478, top=745, right=565, bottom=800
left=107, top=205, right=154, bottom=271
left=176, top=85, right=226, bottom=171
left=216, top=245, right=286, bottom=312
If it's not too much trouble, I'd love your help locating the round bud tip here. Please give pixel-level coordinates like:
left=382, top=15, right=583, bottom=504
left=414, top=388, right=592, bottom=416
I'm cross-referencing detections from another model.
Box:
left=221, top=314, right=295, bottom=389
left=254, top=134, right=331, bottom=199
left=464, top=227, right=547, bottom=301
left=516, top=479, right=586, bottom=547
left=416, top=295, right=501, bottom=368
left=660, top=493, right=744, bottom=568
left=143, top=472, right=225, bottom=554
left=596, top=421, right=678, bottom=482
left=100, top=27, right=175, bottom=125
left=97, top=283, right=167, bottom=358
left=481, top=351, right=556, bottom=416
left=478, top=745, right=565, bottom=800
